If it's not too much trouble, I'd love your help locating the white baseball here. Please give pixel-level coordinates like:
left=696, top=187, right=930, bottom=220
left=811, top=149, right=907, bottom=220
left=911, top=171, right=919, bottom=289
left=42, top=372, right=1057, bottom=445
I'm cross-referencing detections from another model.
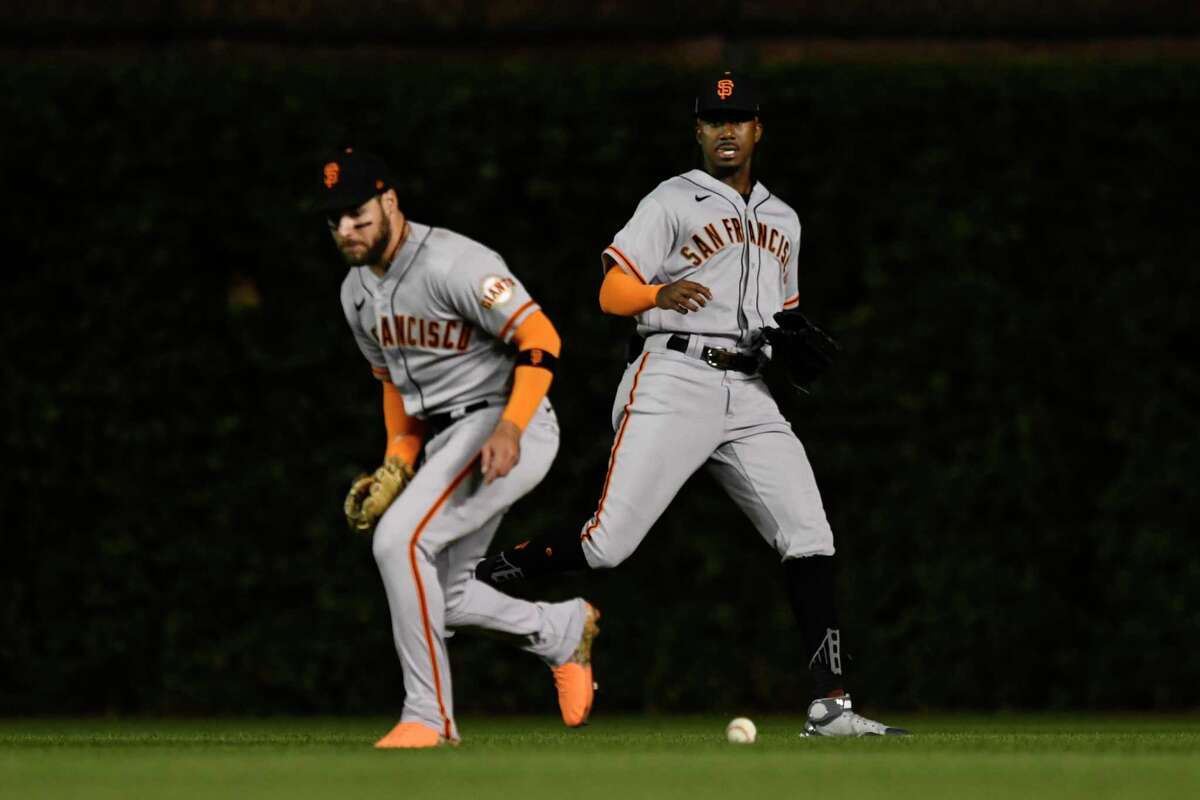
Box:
left=725, top=716, right=757, bottom=744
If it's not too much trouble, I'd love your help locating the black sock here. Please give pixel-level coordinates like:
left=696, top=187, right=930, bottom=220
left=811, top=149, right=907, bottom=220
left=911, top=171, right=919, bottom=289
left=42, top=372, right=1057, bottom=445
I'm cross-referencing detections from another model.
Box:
left=475, top=529, right=589, bottom=587
left=783, top=555, right=846, bottom=698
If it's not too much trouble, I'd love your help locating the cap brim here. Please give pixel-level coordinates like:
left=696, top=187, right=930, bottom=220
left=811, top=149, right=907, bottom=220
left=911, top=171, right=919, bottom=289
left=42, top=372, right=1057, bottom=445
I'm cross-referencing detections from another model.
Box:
left=316, top=187, right=379, bottom=213
left=696, top=106, right=759, bottom=119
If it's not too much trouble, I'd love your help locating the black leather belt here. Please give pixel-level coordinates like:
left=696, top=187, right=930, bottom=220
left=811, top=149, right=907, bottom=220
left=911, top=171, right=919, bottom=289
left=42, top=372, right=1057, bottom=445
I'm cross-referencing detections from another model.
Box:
left=667, top=334, right=762, bottom=374
left=425, top=400, right=490, bottom=437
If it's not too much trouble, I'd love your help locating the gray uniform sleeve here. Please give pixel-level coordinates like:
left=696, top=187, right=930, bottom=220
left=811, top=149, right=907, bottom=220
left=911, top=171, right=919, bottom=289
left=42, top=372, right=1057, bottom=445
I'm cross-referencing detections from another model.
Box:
left=438, top=250, right=540, bottom=344
left=602, top=195, right=676, bottom=284
left=783, top=212, right=802, bottom=310
left=340, top=274, right=390, bottom=381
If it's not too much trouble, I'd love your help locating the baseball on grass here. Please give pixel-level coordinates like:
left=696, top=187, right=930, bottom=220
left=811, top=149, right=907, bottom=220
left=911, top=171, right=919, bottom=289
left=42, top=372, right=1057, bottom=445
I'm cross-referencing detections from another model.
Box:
left=725, top=717, right=757, bottom=744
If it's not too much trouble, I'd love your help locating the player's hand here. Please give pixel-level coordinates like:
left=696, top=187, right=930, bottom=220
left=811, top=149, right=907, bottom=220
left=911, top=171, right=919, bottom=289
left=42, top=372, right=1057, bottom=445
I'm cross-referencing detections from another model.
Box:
left=480, top=420, right=522, bottom=484
left=656, top=279, right=712, bottom=314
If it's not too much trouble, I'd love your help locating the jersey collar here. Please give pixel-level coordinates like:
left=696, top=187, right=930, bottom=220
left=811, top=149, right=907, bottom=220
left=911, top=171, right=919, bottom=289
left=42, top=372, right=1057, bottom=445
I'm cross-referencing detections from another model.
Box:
left=684, top=169, right=768, bottom=207
left=382, top=221, right=431, bottom=283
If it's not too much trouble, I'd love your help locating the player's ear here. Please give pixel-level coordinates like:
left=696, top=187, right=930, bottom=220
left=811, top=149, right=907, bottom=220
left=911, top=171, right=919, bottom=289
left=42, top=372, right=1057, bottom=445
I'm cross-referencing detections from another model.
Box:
left=380, top=188, right=400, bottom=214
left=385, top=190, right=406, bottom=228
left=695, top=119, right=703, bottom=144
left=753, top=118, right=763, bottom=143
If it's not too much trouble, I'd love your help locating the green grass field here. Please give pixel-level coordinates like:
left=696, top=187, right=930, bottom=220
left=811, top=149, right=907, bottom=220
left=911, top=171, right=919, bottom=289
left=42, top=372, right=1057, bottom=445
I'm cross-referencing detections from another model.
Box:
left=3, top=715, right=1199, bottom=799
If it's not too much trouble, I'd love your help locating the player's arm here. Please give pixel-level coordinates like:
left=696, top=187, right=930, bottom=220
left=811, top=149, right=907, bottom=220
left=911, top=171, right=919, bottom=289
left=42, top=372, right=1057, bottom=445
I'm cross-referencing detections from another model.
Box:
left=782, top=210, right=801, bottom=311
left=382, top=381, right=425, bottom=467
left=600, top=195, right=709, bottom=314
left=598, top=262, right=712, bottom=316
left=341, top=280, right=424, bottom=463
left=480, top=310, right=561, bottom=484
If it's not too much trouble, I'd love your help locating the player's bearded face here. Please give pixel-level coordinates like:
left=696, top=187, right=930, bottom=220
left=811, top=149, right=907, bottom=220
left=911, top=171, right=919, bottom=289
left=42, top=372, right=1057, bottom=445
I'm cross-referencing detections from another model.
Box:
left=696, top=114, right=762, bottom=172
left=329, top=197, right=392, bottom=267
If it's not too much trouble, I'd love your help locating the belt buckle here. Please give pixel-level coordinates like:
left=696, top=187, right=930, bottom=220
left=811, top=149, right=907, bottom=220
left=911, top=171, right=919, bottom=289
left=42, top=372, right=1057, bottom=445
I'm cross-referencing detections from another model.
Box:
left=703, top=347, right=731, bottom=370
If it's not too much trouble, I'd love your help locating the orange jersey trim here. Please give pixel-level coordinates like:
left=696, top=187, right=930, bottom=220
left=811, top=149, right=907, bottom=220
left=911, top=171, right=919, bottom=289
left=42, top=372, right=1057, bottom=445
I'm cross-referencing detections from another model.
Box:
left=583, top=352, right=650, bottom=541
left=408, top=455, right=480, bottom=740
left=599, top=266, right=661, bottom=316
left=371, top=365, right=390, bottom=380
left=498, top=300, right=539, bottom=342
left=783, top=293, right=800, bottom=309
left=604, top=245, right=648, bottom=284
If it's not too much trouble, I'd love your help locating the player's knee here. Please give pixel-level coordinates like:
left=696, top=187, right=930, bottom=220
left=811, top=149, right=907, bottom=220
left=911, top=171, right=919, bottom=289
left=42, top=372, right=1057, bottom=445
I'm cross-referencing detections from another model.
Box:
left=371, top=516, right=416, bottom=567
left=582, top=537, right=634, bottom=570
left=443, top=586, right=469, bottom=627
left=370, top=526, right=402, bottom=566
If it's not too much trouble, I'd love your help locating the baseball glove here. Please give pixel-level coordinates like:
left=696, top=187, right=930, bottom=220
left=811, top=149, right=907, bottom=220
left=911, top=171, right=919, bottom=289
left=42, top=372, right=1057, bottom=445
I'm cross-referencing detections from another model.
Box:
left=762, top=309, right=841, bottom=392
left=344, top=457, right=415, bottom=534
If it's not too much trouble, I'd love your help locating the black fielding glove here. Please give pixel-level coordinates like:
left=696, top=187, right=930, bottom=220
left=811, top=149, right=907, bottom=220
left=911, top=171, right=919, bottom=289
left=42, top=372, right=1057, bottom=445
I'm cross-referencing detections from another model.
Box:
left=762, top=310, right=840, bottom=393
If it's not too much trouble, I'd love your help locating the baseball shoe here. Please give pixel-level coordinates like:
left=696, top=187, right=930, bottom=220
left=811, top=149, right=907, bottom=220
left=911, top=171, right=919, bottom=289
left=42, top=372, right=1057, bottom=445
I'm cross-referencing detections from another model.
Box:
left=551, top=602, right=600, bottom=727
left=374, top=721, right=452, bottom=749
left=801, top=694, right=910, bottom=737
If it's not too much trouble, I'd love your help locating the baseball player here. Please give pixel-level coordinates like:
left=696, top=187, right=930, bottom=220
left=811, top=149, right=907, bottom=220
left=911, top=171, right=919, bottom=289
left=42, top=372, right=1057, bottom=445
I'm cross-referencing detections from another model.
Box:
left=318, top=148, right=600, bottom=749
left=476, top=73, right=908, bottom=737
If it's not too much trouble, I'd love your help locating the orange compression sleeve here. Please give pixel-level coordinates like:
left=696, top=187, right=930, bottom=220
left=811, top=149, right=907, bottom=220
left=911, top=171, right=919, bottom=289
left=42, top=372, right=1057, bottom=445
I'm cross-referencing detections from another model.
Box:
left=503, top=310, right=562, bottom=430
left=382, top=381, right=425, bottom=466
left=599, top=265, right=662, bottom=316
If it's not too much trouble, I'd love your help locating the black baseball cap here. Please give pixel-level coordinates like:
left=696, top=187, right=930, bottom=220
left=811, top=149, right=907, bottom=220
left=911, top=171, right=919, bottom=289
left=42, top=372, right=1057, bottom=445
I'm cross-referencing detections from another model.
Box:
left=316, top=147, right=394, bottom=212
left=694, top=71, right=760, bottom=118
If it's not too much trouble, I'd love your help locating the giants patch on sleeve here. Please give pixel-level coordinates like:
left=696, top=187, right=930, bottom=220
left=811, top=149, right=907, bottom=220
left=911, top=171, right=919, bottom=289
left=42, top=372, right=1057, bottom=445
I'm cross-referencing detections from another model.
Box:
left=480, top=275, right=516, bottom=309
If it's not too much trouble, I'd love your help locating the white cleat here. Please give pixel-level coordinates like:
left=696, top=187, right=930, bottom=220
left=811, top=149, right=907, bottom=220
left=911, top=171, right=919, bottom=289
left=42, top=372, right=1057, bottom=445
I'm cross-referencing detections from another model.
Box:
left=801, top=694, right=910, bottom=737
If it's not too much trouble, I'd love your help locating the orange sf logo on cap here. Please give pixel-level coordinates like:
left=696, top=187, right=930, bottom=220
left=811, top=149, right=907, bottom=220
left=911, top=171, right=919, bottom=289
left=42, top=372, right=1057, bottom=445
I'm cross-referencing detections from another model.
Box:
left=323, top=162, right=340, bottom=189
left=717, top=79, right=734, bottom=100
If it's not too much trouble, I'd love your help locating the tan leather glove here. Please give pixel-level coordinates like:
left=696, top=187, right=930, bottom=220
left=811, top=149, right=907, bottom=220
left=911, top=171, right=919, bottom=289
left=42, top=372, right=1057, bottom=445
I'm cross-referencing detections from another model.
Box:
left=343, top=457, right=415, bottom=534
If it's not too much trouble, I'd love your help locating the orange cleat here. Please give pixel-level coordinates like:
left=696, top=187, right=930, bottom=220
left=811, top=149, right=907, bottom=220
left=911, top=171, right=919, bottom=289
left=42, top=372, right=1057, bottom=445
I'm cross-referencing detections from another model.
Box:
left=551, top=602, right=601, bottom=727
left=374, top=721, right=446, bottom=749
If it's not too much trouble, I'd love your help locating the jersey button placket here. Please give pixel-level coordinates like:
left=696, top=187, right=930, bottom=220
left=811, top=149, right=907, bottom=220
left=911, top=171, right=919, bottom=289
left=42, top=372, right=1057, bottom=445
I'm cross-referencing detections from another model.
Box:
left=739, top=213, right=752, bottom=349
left=377, top=288, right=393, bottom=369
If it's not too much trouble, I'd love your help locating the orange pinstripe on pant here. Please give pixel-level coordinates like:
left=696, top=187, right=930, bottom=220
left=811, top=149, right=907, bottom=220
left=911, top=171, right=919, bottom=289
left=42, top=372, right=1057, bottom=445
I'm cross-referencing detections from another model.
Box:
left=408, top=455, right=480, bottom=739
left=583, top=353, right=650, bottom=540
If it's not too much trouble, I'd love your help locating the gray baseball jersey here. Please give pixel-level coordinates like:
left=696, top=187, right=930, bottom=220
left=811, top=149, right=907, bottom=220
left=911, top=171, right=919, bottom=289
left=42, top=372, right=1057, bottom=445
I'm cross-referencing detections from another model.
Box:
left=341, top=221, right=543, bottom=418
left=341, top=221, right=586, bottom=741
left=581, top=169, right=834, bottom=569
left=602, top=168, right=801, bottom=349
